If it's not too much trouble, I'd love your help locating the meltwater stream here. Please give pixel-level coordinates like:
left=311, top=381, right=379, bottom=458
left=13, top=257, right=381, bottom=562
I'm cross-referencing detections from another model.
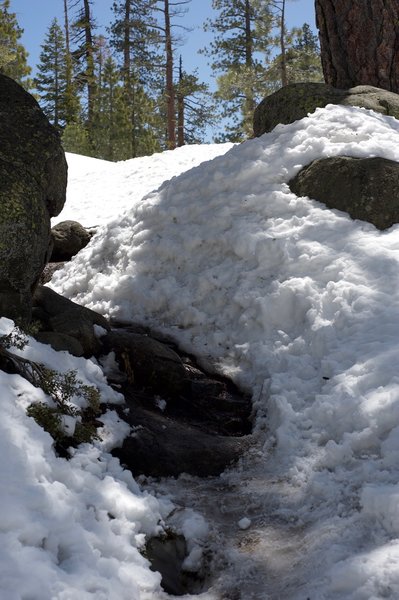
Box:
left=142, top=438, right=319, bottom=600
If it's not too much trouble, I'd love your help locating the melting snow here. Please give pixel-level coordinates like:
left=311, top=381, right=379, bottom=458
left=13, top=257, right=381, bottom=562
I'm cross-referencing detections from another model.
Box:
left=4, top=105, right=399, bottom=598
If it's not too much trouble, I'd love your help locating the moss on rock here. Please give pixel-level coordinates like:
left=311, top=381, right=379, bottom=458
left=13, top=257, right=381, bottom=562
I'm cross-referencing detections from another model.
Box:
left=253, top=83, right=399, bottom=136
left=0, top=75, right=67, bottom=321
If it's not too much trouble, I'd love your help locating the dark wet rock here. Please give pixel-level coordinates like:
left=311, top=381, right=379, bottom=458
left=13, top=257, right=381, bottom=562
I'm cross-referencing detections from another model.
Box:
left=253, top=83, right=399, bottom=136
left=33, top=285, right=110, bottom=356
left=34, top=331, right=84, bottom=356
left=51, top=220, right=92, bottom=262
left=40, top=262, right=66, bottom=285
left=146, top=531, right=206, bottom=596
left=113, top=404, right=251, bottom=478
left=104, top=326, right=253, bottom=477
left=49, top=310, right=103, bottom=357
left=103, top=330, right=187, bottom=395
left=0, top=74, right=67, bottom=321
left=289, top=155, right=399, bottom=230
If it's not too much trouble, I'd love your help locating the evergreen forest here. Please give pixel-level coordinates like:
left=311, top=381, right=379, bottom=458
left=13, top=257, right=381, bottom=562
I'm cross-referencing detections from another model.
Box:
left=0, top=0, right=323, bottom=160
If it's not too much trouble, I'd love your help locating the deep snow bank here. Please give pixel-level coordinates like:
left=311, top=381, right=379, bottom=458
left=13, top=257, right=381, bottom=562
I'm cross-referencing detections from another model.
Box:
left=56, top=143, right=233, bottom=227
left=50, top=105, right=399, bottom=597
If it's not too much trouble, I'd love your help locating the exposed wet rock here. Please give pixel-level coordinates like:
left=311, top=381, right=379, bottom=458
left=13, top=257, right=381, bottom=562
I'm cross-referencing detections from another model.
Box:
left=50, top=220, right=92, bottom=262
left=146, top=532, right=205, bottom=596
left=105, top=325, right=253, bottom=478
left=112, top=404, right=251, bottom=478
left=32, top=285, right=110, bottom=356
left=102, top=330, right=187, bottom=396
left=34, top=331, right=84, bottom=356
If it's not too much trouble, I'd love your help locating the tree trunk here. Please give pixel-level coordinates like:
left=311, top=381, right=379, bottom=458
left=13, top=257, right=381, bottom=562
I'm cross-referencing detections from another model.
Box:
left=279, top=0, right=287, bottom=87
left=244, top=0, right=255, bottom=116
left=123, top=0, right=130, bottom=87
left=315, top=0, right=399, bottom=92
left=83, top=0, right=96, bottom=128
left=122, top=0, right=137, bottom=157
left=177, top=55, right=184, bottom=147
left=164, top=0, right=176, bottom=150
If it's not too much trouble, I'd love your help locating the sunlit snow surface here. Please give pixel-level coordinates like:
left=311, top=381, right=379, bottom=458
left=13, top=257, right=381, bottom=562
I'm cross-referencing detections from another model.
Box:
left=6, top=105, right=399, bottom=598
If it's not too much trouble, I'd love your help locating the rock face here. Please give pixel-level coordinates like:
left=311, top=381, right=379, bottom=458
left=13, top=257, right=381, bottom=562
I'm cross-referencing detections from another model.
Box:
left=104, top=325, right=253, bottom=477
left=253, top=83, right=399, bottom=136
left=102, top=330, right=187, bottom=396
left=113, top=404, right=251, bottom=478
left=51, top=220, right=92, bottom=262
left=289, top=156, right=399, bottom=230
left=0, top=74, right=67, bottom=321
left=33, top=285, right=110, bottom=356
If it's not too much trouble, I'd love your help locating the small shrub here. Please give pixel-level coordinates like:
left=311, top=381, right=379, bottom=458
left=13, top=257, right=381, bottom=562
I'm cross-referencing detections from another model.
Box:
left=28, top=368, right=102, bottom=447
left=0, top=325, right=102, bottom=449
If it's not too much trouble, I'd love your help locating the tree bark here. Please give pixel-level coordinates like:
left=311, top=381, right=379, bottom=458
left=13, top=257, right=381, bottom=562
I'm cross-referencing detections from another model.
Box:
left=279, top=0, right=287, bottom=87
left=164, top=0, right=176, bottom=150
left=83, top=0, right=96, bottom=128
left=177, top=55, right=184, bottom=147
left=315, top=0, right=399, bottom=92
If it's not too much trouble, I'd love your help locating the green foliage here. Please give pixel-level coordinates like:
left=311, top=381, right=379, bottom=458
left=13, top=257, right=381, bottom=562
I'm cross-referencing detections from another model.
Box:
left=0, top=326, right=28, bottom=350
left=34, top=18, right=81, bottom=129
left=109, top=0, right=165, bottom=157
left=27, top=403, right=65, bottom=442
left=176, top=63, right=216, bottom=144
left=0, top=0, right=31, bottom=88
left=202, top=0, right=273, bottom=141
left=28, top=368, right=101, bottom=447
left=62, top=120, right=94, bottom=155
left=0, top=326, right=101, bottom=448
left=266, top=23, right=323, bottom=87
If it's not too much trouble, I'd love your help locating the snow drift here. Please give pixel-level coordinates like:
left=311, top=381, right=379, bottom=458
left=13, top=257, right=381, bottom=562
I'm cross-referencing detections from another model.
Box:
left=4, top=104, right=399, bottom=598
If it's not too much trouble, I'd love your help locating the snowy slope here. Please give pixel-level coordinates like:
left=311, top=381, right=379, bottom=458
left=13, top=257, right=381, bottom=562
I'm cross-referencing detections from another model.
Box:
left=47, top=105, right=399, bottom=599
left=5, top=106, right=399, bottom=599
left=56, top=143, right=233, bottom=227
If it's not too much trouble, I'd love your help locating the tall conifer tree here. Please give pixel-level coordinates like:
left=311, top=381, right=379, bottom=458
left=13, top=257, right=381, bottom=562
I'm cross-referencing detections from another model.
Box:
left=203, top=0, right=272, bottom=141
left=35, top=18, right=76, bottom=130
left=69, top=0, right=97, bottom=137
left=110, top=0, right=163, bottom=157
left=0, top=0, right=31, bottom=87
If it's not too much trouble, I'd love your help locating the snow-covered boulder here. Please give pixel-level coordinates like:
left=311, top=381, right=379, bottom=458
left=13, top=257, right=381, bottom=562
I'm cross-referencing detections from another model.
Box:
left=253, top=82, right=399, bottom=136
left=289, top=155, right=399, bottom=230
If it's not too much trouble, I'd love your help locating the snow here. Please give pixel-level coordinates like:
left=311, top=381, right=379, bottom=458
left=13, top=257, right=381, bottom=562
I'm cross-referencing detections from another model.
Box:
left=5, top=104, right=399, bottom=597
left=56, top=143, right=233, bottom=227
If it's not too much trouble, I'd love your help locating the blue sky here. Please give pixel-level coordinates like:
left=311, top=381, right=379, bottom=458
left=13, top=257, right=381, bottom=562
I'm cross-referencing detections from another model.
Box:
left=12, top=0, right=317, bottom=87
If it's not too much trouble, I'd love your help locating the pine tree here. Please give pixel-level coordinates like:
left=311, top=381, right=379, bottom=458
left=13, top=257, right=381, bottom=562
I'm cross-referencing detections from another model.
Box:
left=62, top=0, right=81, bottom=124
left=203, top=0, right=272, bottom=141
left=153, top=0, right=192, bottom=150
left=266, top=22, right=323, bottom=88
left=34, top=18, right=78, bottom=130
left=287, top=23, right=323, bottom=83
left=70, top=0, right=97, bottom=136
left=110, top=0, right=163, bottom=157
left=176, top=56, right=216, bottom=145
left=0, top=0, right=31, bottom=87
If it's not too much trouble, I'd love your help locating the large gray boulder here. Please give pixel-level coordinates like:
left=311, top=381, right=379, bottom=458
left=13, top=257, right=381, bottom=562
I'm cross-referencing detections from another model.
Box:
left=289, top=156, right=399, bottom=230
left=253, top=83, right=399, bottom=136
left=0, top=74, right=67, bottom=321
